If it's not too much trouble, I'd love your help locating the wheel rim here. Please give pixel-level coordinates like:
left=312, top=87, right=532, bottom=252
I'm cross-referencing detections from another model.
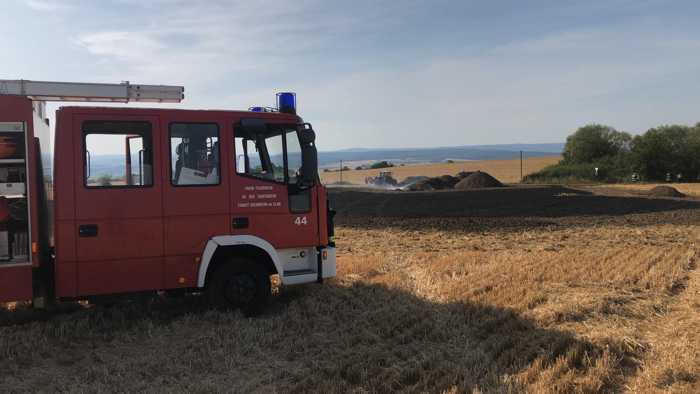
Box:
left=223, top=273, right=257, bottom=306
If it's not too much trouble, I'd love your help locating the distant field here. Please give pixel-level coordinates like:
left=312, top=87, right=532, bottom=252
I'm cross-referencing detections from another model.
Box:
left=320, top=155, right=560, bottom=185
left=598, top=183, right=700, bottom=197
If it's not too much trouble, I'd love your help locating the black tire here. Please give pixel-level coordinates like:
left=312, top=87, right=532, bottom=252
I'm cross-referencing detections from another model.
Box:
left=206, top=259, right=271, bottom=316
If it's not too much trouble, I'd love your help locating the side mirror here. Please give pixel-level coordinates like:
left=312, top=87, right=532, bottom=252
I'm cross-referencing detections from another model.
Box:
left=298, top=124, right=318, bottom=187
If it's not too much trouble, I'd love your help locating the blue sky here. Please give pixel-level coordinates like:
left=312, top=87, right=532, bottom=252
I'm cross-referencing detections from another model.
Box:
left=3, top=0, right=700, bottom=151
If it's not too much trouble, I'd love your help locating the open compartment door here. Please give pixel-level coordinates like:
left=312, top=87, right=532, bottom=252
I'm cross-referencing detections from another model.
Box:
left=0, top=122, right=33, bottom=302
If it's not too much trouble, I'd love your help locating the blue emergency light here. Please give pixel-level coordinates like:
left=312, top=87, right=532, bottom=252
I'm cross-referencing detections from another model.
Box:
left=276, top=92, right=296, bottom=114
left=249, top=106, right=265, bottom=112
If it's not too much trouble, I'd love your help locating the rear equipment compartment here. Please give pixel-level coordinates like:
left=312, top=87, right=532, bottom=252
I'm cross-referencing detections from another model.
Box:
left=0, top=122, right=30, bottom=264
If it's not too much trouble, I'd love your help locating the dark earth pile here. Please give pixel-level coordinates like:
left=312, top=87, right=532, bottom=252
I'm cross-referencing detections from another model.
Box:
left=647, top=186, right=685, bottom=198
left=438, top=175, right=460, bottom=188
left=406, top=171, right=502, bottom=191
left=407, top=177, right=453, bottom=191
left=454, top=171, right=504, bottom=189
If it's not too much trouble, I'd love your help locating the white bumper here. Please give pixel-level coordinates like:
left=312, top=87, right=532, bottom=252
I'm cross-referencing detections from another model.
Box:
left=321, top=246, right=337, bottom=279
left=278, top=246, right=336, bottom=285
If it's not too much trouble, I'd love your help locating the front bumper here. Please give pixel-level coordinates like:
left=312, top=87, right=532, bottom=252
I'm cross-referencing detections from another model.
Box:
left=321, top=246, right=336, bottom=279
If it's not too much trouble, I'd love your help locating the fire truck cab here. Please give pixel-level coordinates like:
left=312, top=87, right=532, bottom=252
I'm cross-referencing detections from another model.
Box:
left=0, top=80, right=336, bottom=313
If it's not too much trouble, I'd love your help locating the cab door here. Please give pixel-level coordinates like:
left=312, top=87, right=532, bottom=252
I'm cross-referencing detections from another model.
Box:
left=73, top=116, right=164, bottom=295
left=161, top=117, right=230, bottom=289
left=230, top=121, right=318, bottom=248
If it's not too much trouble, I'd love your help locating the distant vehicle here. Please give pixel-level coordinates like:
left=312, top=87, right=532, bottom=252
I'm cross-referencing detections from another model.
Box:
left=365, top=171, right=398, bottom=186
left=0, top=79, right=336, bottom=313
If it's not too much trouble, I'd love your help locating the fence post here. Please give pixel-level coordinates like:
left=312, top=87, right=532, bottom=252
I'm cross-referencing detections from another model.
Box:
left=520, top=151, right=523, bottom=182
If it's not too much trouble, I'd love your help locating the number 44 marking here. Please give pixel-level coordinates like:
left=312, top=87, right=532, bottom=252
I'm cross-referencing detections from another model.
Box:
left=294, top=216, right=308, bottom=226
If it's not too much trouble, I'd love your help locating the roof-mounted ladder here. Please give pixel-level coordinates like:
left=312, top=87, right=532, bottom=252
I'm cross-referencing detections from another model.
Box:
left=0, top=79, right=184, bottom=103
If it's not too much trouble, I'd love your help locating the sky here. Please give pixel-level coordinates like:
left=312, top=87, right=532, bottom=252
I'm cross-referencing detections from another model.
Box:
left=3, top=0, right=700, bottom=151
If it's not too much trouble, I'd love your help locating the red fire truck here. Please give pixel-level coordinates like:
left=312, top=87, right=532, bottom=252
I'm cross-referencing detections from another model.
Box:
left=0, top=79, right=336, bottom=313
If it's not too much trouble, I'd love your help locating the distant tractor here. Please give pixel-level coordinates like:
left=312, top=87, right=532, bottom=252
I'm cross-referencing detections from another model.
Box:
left=365, top=171, right=398, bottom=186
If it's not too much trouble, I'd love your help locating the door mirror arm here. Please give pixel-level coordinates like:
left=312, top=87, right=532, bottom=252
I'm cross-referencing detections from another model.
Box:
left=297, top=123, right=318, bottom=188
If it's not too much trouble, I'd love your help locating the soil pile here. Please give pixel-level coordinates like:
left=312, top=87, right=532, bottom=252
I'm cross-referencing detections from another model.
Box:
left=454, top=171, right=503, bottom=189
left=407, top=176, right=456, bottom=191
left=438, top=175, right=460, bottom=188
left=406, top=172, right=503, bottom=191
left=647, top=186, right=685, bottom=198
left=407, top=180, right=434, bottom=191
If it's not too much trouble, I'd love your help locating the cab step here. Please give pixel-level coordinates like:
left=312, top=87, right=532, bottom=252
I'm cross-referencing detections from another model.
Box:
left=281, top=269, right=317, bottom=285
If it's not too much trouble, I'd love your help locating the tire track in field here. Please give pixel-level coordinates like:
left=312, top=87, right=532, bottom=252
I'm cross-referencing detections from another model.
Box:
left=624, top=246, right=700, bottom=393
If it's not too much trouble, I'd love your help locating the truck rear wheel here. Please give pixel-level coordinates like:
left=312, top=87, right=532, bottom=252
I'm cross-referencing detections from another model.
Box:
left=206, top=259, right=271, bottom=315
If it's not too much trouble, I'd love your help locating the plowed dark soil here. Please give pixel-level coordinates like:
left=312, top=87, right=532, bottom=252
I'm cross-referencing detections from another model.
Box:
left=329, top=185, right=700, bottom=220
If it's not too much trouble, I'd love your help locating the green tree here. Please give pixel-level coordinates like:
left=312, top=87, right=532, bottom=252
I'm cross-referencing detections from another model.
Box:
left=562, top=124, right=632, bottom=164
left=97, top=174, right=113, bottom=186
left=631, top=124, right=699, bottom=180
left=370, top=161, right=394, bottom=169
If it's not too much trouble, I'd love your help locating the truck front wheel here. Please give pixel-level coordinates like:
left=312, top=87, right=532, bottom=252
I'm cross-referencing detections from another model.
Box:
left=206, top=259, right=271, bottom=315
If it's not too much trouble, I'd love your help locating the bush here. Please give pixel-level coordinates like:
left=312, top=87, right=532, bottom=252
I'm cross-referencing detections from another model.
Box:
left=370, top=161, right=394, bottom=169
left=97, top=174, right=113, bottom=186
left=525, top=153, right=635, bottom=184
left=524, top=163, right=598, bottom=183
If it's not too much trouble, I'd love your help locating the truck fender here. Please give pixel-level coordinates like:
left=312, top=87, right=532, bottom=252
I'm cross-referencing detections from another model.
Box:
left=197, top=235, right=283, bottom=288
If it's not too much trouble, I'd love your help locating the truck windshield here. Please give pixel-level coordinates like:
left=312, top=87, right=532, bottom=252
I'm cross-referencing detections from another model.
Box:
left=234, top=126, right=303, bottom=184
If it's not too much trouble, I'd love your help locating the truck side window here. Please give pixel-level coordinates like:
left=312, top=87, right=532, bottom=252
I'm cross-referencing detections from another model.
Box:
left=170, top=123, right=220, bottom=186
left=83, top=121, right=153, bottom=188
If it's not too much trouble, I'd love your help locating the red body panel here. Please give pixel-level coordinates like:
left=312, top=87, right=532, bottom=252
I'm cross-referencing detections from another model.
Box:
left=0, top=265, right=33, bottom=302
left=77, top=257, right=163, bottom=295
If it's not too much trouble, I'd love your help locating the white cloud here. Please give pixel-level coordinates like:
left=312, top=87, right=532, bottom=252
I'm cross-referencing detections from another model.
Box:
left=69, top=1, right=351, bottom=94
left=77, top=31, right=164, bottom=59
left=23, top=0, right=69, bottom=11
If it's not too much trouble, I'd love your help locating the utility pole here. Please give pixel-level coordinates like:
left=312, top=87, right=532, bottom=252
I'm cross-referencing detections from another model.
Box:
left=520, top=151, right=523, bottom=182
left=340, top=160, right=343, bottom=183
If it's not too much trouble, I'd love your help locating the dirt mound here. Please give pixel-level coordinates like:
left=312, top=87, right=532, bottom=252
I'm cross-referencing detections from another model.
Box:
left=454, top=171, right=503, bottom=189
left=647, top=186, right=685, bottom=198
left=407, top=172, right=502, bottom=191
left=408, top=178, right=444, bottom=191
left=407, top=180, right=434, bottom=191
left=398, top=176, right=429, bottom=187
left=438, top=175, right=460, bottom=188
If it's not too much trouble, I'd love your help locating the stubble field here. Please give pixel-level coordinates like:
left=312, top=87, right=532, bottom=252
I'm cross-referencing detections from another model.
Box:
left=1, top=185, right=699, bottom=393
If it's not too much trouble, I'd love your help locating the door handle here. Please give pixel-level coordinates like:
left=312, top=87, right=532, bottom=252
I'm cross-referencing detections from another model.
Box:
left=232, top=217, right=249, bottom=229
left=79, top=224, right=98, bottom=237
